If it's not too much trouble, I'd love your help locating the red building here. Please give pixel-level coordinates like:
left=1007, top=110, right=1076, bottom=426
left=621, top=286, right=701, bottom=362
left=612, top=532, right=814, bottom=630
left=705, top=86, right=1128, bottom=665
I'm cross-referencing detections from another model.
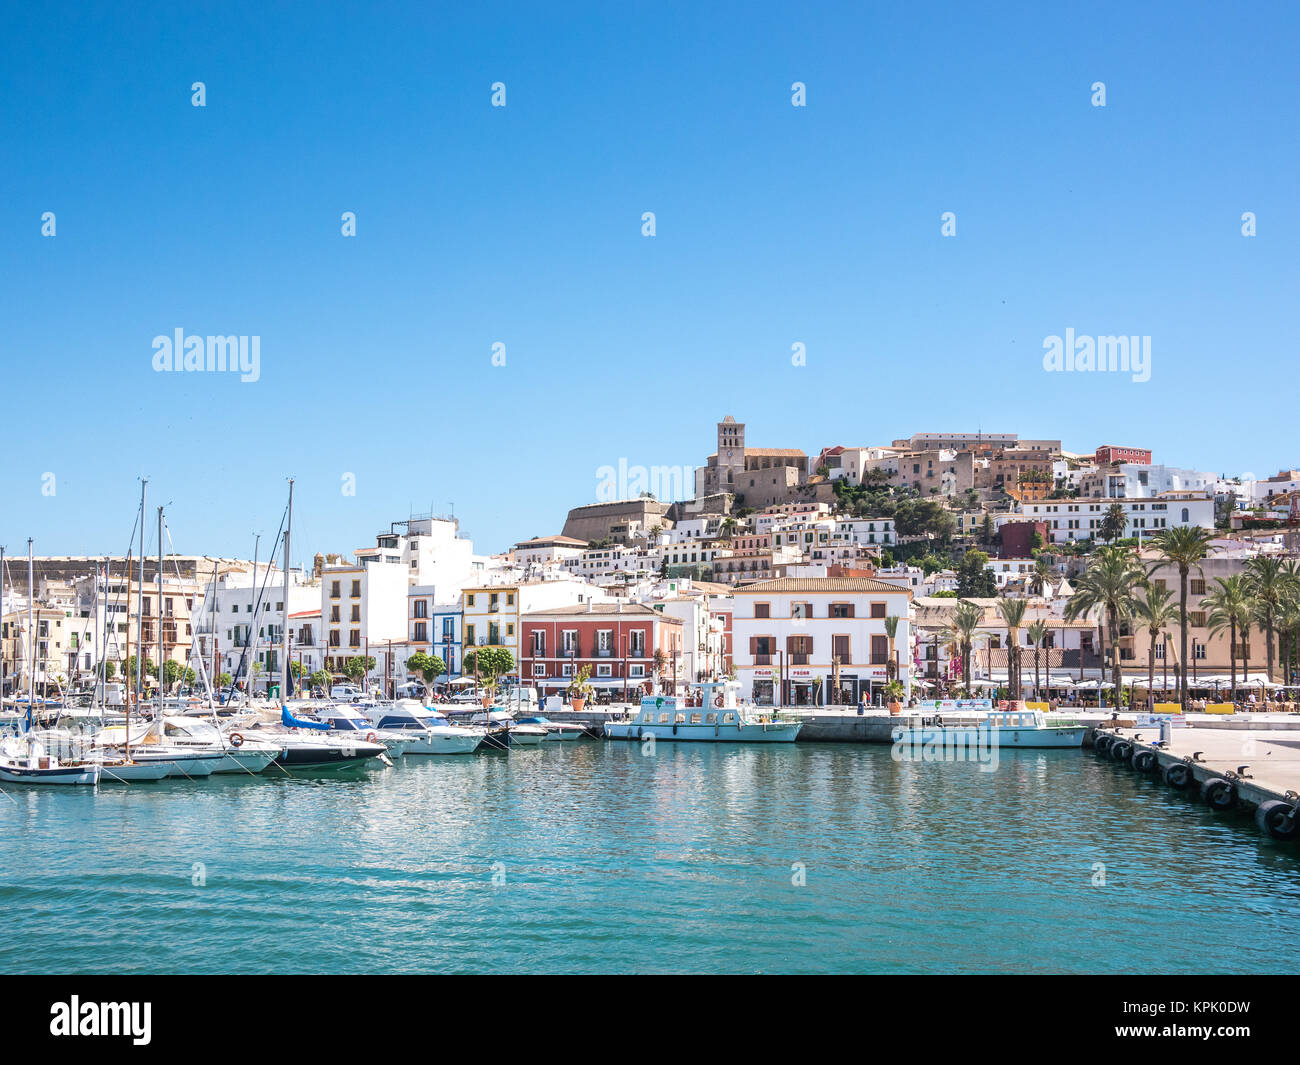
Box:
left=521, top=603, right=683, bottom=699
left=998, top=520, right=1049, bottom=559
left=1095, top=445, right=1152, bottom=466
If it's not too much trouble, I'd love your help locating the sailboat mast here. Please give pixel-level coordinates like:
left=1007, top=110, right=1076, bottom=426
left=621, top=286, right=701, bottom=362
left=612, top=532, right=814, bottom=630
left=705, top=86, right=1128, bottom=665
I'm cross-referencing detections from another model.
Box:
left=280, top=479, right=293, bottom=702
left=26, top=538, right=34, bottom=729
left=0, top=546, right=5, bottom=703
left=246, top=534, right=259, bottom=705
left=136, top=479, right=146, bottom=707
left=157, top=507, right=164, bottom=720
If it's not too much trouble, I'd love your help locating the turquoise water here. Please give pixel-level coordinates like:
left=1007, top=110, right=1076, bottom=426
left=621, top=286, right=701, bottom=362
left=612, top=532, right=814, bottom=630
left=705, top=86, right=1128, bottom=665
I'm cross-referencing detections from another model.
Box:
left=2, top=742, right=1298, bottom=974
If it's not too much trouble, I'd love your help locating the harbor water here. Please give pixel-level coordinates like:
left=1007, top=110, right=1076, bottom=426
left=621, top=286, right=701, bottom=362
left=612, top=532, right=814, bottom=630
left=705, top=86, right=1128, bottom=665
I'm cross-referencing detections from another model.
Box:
left=2, top=742, right=1299, bottom=974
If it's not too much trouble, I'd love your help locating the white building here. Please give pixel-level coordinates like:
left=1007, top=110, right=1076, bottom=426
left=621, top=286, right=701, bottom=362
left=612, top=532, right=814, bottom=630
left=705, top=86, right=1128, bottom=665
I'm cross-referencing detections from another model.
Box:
left=731, top=577, right=912, bottom=707
left=1019, top=493, right=1216, bottom=544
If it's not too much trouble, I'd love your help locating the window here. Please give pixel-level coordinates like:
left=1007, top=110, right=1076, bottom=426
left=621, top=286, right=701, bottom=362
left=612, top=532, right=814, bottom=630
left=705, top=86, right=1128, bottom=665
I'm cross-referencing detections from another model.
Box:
left=871, top=635, right=889, bottom=664
left=330, top=581, right=340, bottom=598
left=466, top=594, right=475, bottom=607
left=414, top=600, right=428, bottom=619
left=442, top=617, right=455, bottom=639
left=597, top=663, right=612, bottom=677
left=465, top=623, right=476, bottom=644
left=330, top=605, right=340, bottom=623
left=532, top=664, right=546, bottom=676
left=830, top=603, right=854, bottom=619
left=350, top=580, right=361, bottom=597
left=629, top=630, right=646, bottom=657
left=1190, top=579, right=1206, bottom=596
left=562, top=630, right=578, bottom=654
left=792, top=602, right=812, bottom=619
left=870, top=602, right=887, bottom=619
left=414, top=622, right=427, bottom=642
left=833, top=635, right=851, bottom=663
left=349, top=630, right=361, bottom=648
left=755, top=603, right=770, bottom=619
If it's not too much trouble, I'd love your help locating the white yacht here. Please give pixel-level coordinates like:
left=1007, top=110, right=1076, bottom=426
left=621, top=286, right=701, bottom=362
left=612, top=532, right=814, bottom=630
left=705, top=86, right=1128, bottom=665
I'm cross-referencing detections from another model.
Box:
left=605, top=683, right=802, bottom=743
left=891, top=707, right=1086, bottom=749
left=363, top=701, right=485, bottom=755
left=95, top=715, right=281, bottom=775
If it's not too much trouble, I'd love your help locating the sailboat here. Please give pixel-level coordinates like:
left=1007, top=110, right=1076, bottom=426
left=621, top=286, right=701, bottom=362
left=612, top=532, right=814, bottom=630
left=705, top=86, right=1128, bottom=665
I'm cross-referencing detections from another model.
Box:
left=0, top=540, right=102, bottom=785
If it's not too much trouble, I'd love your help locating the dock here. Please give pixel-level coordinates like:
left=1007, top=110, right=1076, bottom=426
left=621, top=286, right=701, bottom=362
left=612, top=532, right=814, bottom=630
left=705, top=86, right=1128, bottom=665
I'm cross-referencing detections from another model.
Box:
left=1093, top=721, right=1300, bottom=842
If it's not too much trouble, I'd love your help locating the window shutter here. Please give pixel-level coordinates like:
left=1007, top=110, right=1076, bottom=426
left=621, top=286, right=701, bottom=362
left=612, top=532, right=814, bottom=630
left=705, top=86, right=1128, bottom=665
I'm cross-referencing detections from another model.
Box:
left=750, top=636, right=758, bottom=655
left=847, top=603, right=856, bottom=618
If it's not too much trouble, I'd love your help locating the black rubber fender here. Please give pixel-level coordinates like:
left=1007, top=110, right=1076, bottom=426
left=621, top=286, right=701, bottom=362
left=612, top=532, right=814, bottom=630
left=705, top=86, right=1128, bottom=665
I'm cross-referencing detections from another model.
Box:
left=1110, top=740, right=1134, bottom=762
left=1255, top=800, right=1300, bottom=841
left=1132, top=749, right=1159, bottom=773
left=1094, top=732, right=1115, bottom=755
left=1163, top=762, right=1193, bottom=790
left=1201, top=776, right=1237, bottom=811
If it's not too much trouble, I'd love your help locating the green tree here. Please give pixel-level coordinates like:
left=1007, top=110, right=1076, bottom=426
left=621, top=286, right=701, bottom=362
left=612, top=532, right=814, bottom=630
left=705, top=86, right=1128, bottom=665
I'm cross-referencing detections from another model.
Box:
left=1244, top=556, right=1297, bottom=684
left=1026, top=619, right=1048, bottom=699
left=997, top=598, right=1028, bottom=700
left=1132, top=582, right=1181, bottom=710
left=406, top=651, right=447, bottom=690
left=342, top=655, right=376, bottom=685
left=216, top=672, right=232, bottom=688
left=1066, top=545, right=1147, bottom=702
left=1203, top=574, right=1253, bottom=704
left=1148, top=527, right=1215, bottom=708
left=883, top=616, right=899, bottom=680
left=464, top=647, right=515, bottom=693
left=104, top=660, right=118, bottom=680
left=941, top=600, right=984, bottom=694
left=956, top=550, right=996, bottom=598
left=308, top=669, right=331, bottom=692
left=161, top=658, right=184, bottom=692
left=1099, top=502, right=1128, bottom=544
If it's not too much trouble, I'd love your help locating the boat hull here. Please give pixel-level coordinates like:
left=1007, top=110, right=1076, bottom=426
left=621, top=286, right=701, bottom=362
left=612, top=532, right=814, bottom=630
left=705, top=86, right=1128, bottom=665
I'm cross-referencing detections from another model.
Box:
left=94, top=761, right=172, bottom=782
left=891, top=725, right=1086, bottom=749
left=0, top=762, right=101, bottom=785
left=604, top=721, right=802, bottom=743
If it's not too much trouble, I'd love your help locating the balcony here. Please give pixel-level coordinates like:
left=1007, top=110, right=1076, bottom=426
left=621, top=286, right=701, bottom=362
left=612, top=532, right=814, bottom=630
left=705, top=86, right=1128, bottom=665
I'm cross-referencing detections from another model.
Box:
left=594, top=648, right=614, bottom=658
left=755, top=654, right=773, bottom=665
left=789, top=653, right=809, bottom=666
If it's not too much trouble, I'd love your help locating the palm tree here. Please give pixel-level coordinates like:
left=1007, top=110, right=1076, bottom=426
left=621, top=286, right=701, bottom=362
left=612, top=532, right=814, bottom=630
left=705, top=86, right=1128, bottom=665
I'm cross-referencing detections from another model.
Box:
left=1244, top=556, right=1297, bottom=684
left=943, top=600, right=984, bottom=696
left=718, top=517, right=738, bottom=541
left=1030, top=557, right=1056, bottom=597
left=997, top=598, right=1028, bottom=700
left=1026, top=619, right=1048, bottom=700
left=1148, top=527, right=1215, bottom=709
left=1100, top=502, right=1128, bottom=544
left=1131, top=581, right=1182, bottom=710
left=1066, top=546, right=1146, bottom=703
left=883, top=615, right=899, bottom=681
left=1202, top=575, right=1252, bottom=704
left=1279, top=594, right=1300, bottom=692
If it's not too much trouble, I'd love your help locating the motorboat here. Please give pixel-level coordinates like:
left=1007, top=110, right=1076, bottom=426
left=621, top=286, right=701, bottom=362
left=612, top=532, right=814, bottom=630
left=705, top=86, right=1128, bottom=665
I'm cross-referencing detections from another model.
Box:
left=0, top=736, right=101, bottom=786
left=891, top=707, right=1086, bottom=749
left=95, top=715, right=280, bottom=775
left=514, top=715, right=588, bottom=741
left=220, top=706, right=391, bottom=770
left=308, top=703, right=415, bottom=757
left=362, top=700, right=485, bottom=755
left=605, top=683, right=802, bottom=743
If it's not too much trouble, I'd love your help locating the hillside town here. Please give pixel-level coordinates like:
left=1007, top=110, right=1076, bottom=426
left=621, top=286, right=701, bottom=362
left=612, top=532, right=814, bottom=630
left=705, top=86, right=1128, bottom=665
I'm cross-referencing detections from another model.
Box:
left=4, top=415, right=1300, bottom=712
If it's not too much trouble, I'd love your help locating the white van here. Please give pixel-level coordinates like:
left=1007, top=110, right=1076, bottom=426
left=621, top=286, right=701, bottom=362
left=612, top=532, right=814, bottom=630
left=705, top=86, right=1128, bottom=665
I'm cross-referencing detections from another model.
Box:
left=330, top=683, right=364, bottom=701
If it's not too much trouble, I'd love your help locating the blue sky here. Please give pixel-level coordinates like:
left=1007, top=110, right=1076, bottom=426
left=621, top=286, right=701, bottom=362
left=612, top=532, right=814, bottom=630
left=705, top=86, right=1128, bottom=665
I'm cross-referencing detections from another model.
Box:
left=1, top=1, right=1296, bottom=564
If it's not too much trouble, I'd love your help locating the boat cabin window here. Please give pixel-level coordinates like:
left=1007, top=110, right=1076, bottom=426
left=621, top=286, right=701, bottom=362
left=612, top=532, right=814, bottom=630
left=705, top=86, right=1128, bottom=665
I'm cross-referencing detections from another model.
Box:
left=722, top=713, right=735, bottom=723
left=689, top=713, right=701, bottom=724
left=674, top=713, right=686, bottom=724
left=705, top=713, right=717, bottom=724
left=658, top=713, right=670, bottom=724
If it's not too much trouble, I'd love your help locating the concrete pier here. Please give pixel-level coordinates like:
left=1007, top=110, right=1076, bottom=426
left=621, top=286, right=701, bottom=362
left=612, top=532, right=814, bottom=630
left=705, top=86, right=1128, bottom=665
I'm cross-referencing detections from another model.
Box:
left=1093, top=722, right=1300, bottom=841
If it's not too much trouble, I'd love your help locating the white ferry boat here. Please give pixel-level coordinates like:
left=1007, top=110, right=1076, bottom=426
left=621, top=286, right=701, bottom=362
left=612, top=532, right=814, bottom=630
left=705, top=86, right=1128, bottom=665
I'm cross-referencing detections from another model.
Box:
left=892, top=707, right=1085, bottom=749
left=605, top=683, right=801, bottom=743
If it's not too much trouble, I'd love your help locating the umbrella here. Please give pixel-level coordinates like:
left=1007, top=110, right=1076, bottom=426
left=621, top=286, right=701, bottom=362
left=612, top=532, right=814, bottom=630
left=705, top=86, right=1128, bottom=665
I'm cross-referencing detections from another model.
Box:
left=449, top=677, right=477, bottom=687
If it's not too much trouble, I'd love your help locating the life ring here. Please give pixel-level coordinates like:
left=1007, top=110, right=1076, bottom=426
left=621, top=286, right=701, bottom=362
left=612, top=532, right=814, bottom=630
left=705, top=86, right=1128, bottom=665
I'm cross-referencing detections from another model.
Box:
left=1201, top=777, right=1237, bottom=811
left=1163, top=762, right=1193, bottom=790
left=366, top=732, right=378, bottom=744
left=714, top=695, right=723, bottom=708
left=229, top=733, right=245, bottom=748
